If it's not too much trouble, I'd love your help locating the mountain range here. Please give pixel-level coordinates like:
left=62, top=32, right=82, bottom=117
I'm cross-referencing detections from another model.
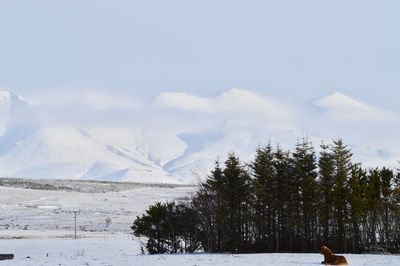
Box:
left=0, top=88, right=398, bottom=184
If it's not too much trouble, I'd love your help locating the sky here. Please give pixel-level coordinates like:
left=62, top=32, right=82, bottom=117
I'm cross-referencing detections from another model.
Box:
left=0, top=0, right=399, bottom=110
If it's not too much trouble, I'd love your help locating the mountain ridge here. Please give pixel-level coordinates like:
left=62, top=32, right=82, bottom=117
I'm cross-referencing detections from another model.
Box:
left=0, top=88, right=397, bottom=184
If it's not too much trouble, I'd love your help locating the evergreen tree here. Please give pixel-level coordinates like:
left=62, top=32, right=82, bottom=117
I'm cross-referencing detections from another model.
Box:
left=221, top=153, right=251, bottom=252
left=131, top=202, right=169, bottom=254
left=251, top=142, right=276, bottom=251
left=192, top=182, right=217, bottom=252
left=292, top=137, right=318, bottom=252
left=203, top=160, right=225, bottom=251
left=132, top=201, right=200, bottom=254
left=347, top=163, right=367, bottom=252
left=318, top=142, right=335, bottom=245
left=272, top=145, right=293, bottom=252
left=132, top=138, right=400, bottom=254
left=174, top=202, right=200, bottom=253
left=193, top=155, right=251, bottom=253
left=392, top=165, right=400, bottom=250
left=365, top=168, right=382, bottom=249
left=379, top=168, right=394, bottom=249
left=331, top=139, right=352, bottom=252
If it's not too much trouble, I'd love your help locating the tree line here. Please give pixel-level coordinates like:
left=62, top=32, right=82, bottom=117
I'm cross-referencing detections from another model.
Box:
left=132, top=138, right=400, bottom=254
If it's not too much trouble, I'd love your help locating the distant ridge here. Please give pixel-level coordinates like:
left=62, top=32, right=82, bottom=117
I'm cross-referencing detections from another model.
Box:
left=0, top=88, right=397, bottom=184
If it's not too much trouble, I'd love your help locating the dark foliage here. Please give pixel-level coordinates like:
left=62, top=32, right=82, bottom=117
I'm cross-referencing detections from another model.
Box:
left=132, top=138, right=400, bottom=254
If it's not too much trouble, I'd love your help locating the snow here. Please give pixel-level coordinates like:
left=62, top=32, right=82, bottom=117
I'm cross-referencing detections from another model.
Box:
left=1, top=239, right=399, bottom=266
left=312, top=91, right=369, bottom=110
left=0, top=88, right=398, bottom=184
left=0, top=184, right=195, bottom=237
left=0, top=126, right=184, bottom=184
left=0, top=182, right=399, bottom=265
left=155, top=88, right=291, bottom=120
left=310, top=91, right=397, bottom=123
left=0, top=88, right=11, bottom=112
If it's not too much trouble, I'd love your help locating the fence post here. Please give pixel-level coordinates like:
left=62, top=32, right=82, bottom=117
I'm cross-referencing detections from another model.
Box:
left=74, top=211, right=78, bottom=239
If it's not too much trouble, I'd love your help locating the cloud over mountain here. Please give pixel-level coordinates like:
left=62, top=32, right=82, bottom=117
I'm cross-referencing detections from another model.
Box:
left=0, top=87, right=398, bottom=183
left=155, top=88, right=292, bottom=120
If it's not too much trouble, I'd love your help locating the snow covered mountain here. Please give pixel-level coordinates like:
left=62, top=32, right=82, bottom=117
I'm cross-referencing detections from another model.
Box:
left=309, top=91, right=396, bottom=122
left=0, top=89, right=186, bottom=183
left=0, top=126, right=186, bottom=184
left=0, top=88, right=398, bottom=184
left=0, top=88, right=32, bottom=134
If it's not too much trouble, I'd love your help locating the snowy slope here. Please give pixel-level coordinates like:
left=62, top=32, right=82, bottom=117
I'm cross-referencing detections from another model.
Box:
left=0, top=125, right=185, bottom=183
left=310, top=91, right=397, bottom=122
left=0, top=89, right=186, bottom=183
left=0, top=88, right=398, bottom=183
left=0, top=88, right=33, bottom=135
left=165, top=91, right=400, bottom=181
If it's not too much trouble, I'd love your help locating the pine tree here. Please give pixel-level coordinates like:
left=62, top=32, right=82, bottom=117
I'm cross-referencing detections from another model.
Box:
left=392, top=164, right=400, bottom=250
left=194, top=155, right=251, bottom=253
left=174, top=202, right=200, bottom=253
left=251, top=142, right=276, bottom=251
left=192, top=187, right=214, bottom=252
left=331, top=139, right=352, bottom=252
left=292, top=137, right=318, bottom=252
left=203, top=160, right=225, bottom=251
left=131, top=202, right=169, bottom=254
left=222, top=153, right=251, bottom=252
left=272, top=145, right=293, bottom=252
left=132, top=138, right=400, bottom=254
left=318, top=142, right=335, bottom=245
left=348, top=163, right=367, bottom=252
left=379, top=167, right=394, bottom=249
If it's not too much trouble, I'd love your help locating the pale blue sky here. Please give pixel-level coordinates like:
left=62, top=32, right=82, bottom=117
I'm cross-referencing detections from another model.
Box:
left=0, top=0, right=399, bottom=110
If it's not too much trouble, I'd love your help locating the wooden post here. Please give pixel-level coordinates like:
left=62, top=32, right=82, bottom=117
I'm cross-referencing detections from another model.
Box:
left=74, top=211, right=77, bottom=239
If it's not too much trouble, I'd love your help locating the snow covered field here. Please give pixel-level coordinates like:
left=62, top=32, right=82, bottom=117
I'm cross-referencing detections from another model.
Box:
left=1, top=238, right=400, bottom=266
left=1, top=181, right=399, bottom=265
left=0, top=181, right=195, bottom=239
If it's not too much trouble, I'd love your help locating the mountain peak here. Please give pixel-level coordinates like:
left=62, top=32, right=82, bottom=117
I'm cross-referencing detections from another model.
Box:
left=0, top=87, right=11, bottom=95
left=311, top=91, right=369, bottom=110
left=0, top=88, right=12, bottom=111
left=223, top=87, right=250, bottom=95
left=0, top=88, right=30, bottom=111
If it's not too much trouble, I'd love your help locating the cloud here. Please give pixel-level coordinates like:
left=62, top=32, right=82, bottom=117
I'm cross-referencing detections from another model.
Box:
left=155, top=88, right=294, bottom=121
left=1, top=87, right=400, bottom=181
left=14, top=88, right=400, bottom=154
left=74, top=91, right=142, bottom=111
left=154, top=92, right=213, bottom=113
left=24, top=89, right=144, bottom=127
left=28, top=89, right=142, bottom=111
